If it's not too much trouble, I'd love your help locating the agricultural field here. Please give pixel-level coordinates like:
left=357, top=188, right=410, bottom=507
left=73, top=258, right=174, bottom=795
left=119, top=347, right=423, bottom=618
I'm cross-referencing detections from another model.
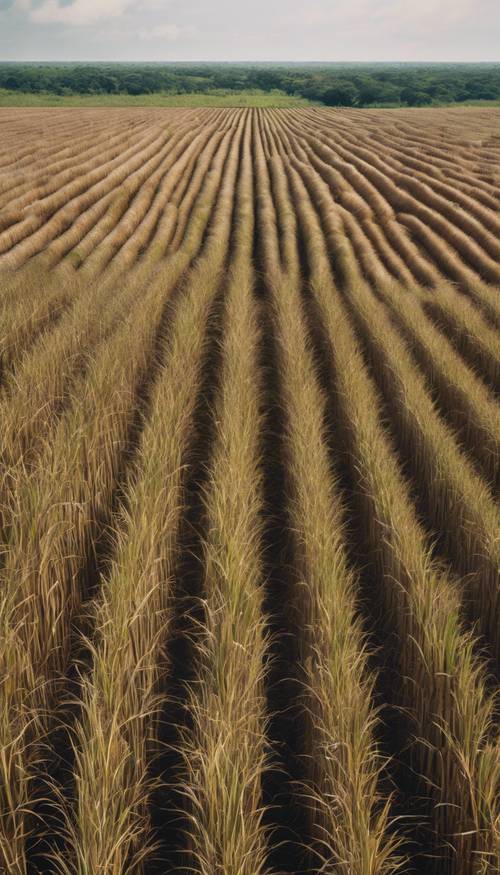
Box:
left=0, top=105, right=499, bottom=875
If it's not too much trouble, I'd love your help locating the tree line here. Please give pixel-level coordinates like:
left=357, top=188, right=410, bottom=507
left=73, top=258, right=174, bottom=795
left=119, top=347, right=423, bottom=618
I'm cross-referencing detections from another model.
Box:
left=1, top=63, right=499, bottom=106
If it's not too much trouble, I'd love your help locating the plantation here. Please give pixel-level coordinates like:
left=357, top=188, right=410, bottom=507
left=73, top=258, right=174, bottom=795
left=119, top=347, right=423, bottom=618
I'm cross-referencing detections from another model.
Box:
left=0, top=105, right=499, bottom=875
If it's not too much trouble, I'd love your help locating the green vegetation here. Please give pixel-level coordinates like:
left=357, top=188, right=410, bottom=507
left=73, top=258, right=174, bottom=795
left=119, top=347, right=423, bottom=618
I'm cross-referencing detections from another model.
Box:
left=1, top=62, right=500, bottom=107
left=0, top=87, right=315, bottom=108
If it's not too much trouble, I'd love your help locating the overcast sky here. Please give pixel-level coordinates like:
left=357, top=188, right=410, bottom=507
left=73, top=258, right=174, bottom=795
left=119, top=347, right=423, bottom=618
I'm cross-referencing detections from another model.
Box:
left=0, top=0, right=499, bottom=62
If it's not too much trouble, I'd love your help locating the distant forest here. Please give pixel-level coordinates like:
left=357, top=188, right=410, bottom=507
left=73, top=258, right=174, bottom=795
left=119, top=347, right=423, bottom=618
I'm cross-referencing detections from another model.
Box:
left=1, top=62, right=500, bottom=106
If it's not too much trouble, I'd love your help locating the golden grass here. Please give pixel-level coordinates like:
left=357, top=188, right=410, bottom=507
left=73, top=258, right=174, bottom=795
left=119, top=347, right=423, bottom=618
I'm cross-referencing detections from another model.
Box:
left=417, top=284, right=500, bottom=389
left=283, top=158, right=499, bottom=874
left=341, top=276, right=500, bottom=666
left=0, top=105, right=498, bottom=874
left=0, top=112, right=242, bottom=872
left=179, top=114, right=271, bottom=875
left=0, top=271, right=174, bottom=871
left=376, top=280, right=500, bottom=488
left=262, top=151, right=401, bottom=874
left=52, top=110, right=248, bottom=875
left=277, top=135, right=500, bottom=670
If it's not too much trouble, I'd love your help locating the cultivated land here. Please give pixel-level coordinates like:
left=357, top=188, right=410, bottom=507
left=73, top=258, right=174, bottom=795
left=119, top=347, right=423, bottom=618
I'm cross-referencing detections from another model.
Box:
left=0, top=106, right=499, bottom=875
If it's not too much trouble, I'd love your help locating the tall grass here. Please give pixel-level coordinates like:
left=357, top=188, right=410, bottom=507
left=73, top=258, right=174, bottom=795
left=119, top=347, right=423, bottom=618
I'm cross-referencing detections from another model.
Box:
left=254, top=117, right=402, bottom=873
left=417, top=284, right=500, bottom=390
left=51, top=110, right=248, bottom=875
left=341, top=275, right=500, bottom=667
left=277, top=113, right=441, bottom=286
left=0, top=105, right=498, bottom=873
left=309, top=121, right=500, bottom=273
left=277, top=134, right=500, bottom=667
left=178, top=113, right=271, bottom=875
left=0, top=127, right=171, bottom=268
left=0, top=273, right=172, bottom=873
left=283, top=158, right=499, bottom=874
left=79, top=118, right=208, bottom=276
left=0, top=112, right=243, bottom=872
left=0, top=262, right=79, bottom=377
left=0, top=120, right=144, bottom=215
left=0, top=269, right=137, bottom=480
left=0, top=124, right=165, bottom=252
left=376, top=280, right=500, bottom=489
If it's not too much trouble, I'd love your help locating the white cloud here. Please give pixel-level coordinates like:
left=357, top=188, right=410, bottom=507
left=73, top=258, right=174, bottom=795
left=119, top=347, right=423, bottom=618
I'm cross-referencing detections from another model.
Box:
left=300, top=0, right=476, bottom=32
left=30, top=0, right=171, bottom=26
left=31, top=0, right=131, bottom=25
left=3, top=0, right=499, bottom=60
left=382, top=0, right=475, bottom=31
left=138, top=23, right=181, bottom=40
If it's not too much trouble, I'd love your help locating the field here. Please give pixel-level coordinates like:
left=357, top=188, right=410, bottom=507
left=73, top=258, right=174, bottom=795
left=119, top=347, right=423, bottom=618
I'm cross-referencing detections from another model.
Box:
left=0, top=105, right=499, bottom=875
left=1, top=90, right=499, bottom=110
left=0, top=89, right=317, bottom=108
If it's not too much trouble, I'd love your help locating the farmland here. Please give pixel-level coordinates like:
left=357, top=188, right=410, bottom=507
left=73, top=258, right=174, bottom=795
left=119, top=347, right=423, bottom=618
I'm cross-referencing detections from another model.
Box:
left=0, top=105, right=499, bottom=875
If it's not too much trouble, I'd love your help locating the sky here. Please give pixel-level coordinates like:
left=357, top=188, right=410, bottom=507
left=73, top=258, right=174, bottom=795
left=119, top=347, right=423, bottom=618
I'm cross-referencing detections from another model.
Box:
left=0, top=0, right=499, bottom=63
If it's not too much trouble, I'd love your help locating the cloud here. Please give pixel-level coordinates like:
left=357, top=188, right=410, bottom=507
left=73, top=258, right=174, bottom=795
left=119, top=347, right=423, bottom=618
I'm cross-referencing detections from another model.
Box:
left=2, top=0, right=499, bottom=61
left=382, top=0, right=476, bottom=32
left=300, top=0, right=476, bottom=34
left=30, top=0, right=170, bottom=26
left=31, top=0, right=131, bottom=25
left=138, top=23, right=181, bottom=40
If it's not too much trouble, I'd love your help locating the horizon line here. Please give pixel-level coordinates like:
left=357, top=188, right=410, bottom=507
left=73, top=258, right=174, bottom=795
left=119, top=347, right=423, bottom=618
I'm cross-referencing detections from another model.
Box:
left=2, top=59, right=500, bottom=64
